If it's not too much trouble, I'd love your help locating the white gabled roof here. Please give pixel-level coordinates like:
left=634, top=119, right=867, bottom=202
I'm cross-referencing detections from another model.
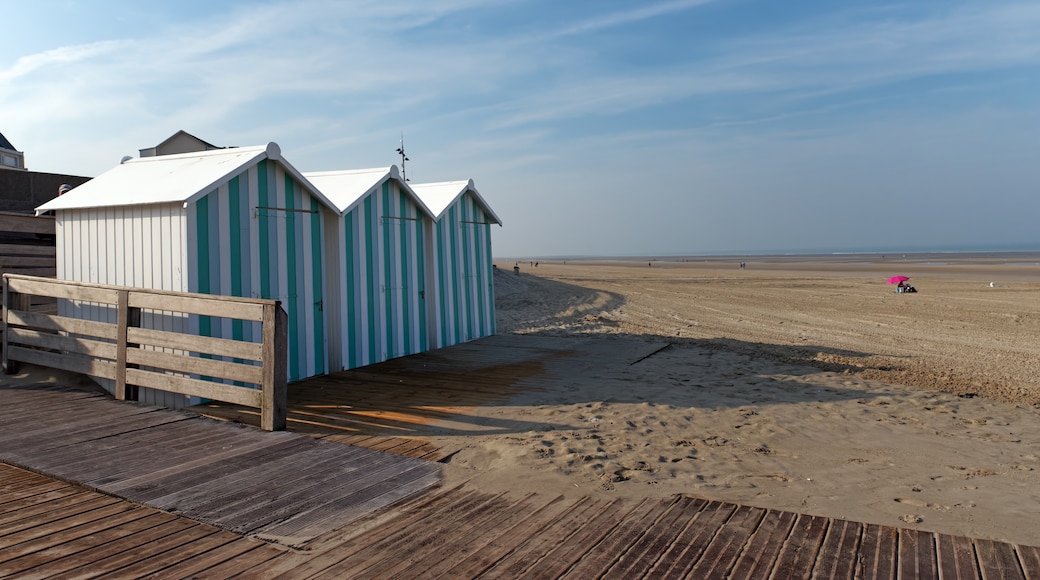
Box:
left=410, top=179, right=502, bottom=225
left=303, top=166, right=434, bottom=218
left=35, top=142, right=338, bottom=214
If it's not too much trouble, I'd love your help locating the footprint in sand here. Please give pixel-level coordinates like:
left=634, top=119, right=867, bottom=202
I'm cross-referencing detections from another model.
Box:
left=899, top=514, right=924, bottom=524
left=894, top=498, right=951, bottom=512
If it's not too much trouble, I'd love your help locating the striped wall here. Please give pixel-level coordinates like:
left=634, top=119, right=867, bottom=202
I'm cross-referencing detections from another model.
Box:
left=333, top=180, right=428, bottom=370
left=430, top=192, right=496, bottom=348
left=55, top=203, right=192, bottom=408
left=186, top=159, right=327, bottom=382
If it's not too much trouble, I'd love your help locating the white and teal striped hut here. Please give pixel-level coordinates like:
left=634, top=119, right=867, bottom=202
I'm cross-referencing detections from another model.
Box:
left=304, top=166, right=436, bottom=372
left=410, top=180, right=501, bottom=349
left=36, top=143, right=339, bottom=405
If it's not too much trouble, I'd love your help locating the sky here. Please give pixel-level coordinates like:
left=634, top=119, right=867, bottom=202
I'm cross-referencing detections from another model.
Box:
left=2, top=0, right=1039, bottom=257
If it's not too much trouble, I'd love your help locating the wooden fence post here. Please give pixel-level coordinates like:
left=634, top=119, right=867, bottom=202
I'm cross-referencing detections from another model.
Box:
left=261, top=302, right=288, bottom=431
left=2, top=280, right=29, bottom=375
left=2, top=277, right=11, bottom=375
left=115, top=289, right=141, bottom=401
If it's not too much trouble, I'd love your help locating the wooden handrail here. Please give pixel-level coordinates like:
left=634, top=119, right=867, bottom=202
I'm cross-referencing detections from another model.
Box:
left=2, top=274, right=288, bottom=431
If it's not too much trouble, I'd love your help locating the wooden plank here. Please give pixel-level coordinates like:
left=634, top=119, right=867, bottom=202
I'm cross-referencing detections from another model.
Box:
left=518, top=498, right=636, bottom=578
left=177, top=445, right=378, bottom=527
left=438, top=495, right=573, bottom=578
left=6, top=275, right=119, bottom=304
left=4, top=345, right=118, bottom=379
left=479, top=497, right=613, bottom=578
left=175, top=539, right=286, bottom=579
left=6, top=326, right=118, bottom=359
left=0, top=256, right=56, bottom=268
left=302, top=491, right=512, bottom=578
left=770, top=513, right=829, bottom=578
left=135, top=537, right=285, bottom=579
left=975, top=538, right=1026, bottom=580
left=5, top=309, right=117, bottom=339
left=10, top=518, right=202, bottom=578
left=0, top=243, right=56, bottom=256
left=0, top=404, right=160, bottom=452
left=0, top=495, right=121, bottom=538
left=208, top=446, right=419, bottom=532
left=650, top=500, right=737, bottom=577
left=0, top=490, right=99, bottom=529
left=0, top=511, right=172, bottom=577
left=259, top=466, right=440, bottom=543
left=102, top=434, right=311, bottom=498
left=937, top=534, right=982, bottom=580
left=727, top=508, right=798, bottom=579
left=1018, top=544, right=1040, bottom=580
left=263, top=488, right=489, bottom=577
left=23, top=422, right=243, bottom=484
left=562, top=497, right=678, bottom=578
left=0, top=212, right=54, bottom=235
left=125, top=368, right=262, bottom=408
left=143, top=442, right=351, bottom=512
left=686, top=504, right=767, bottom=578
left=127, top=348, right=263, bottom=384
left=129, top=291, right=266, bottom=322
left=349, top=493, right=529, bottom=579
left=0, top=502, right=140, bottom=563
left=0, top=256, right=55, bottom=268
left=898, top=528, right=938, bottom=579
left=812, top=517, right=863, bottom=579
left=128, top=326, right=263, bottom=360
left=602, top=497, right=710, bottom=577
left=70, top=524, right=223, bottom=578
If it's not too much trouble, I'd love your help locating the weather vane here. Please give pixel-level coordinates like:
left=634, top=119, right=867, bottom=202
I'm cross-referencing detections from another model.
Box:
left=395, top=133, right=410, bottom=181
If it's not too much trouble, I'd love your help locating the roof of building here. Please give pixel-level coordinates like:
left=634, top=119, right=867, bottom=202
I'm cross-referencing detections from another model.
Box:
left=0, top=131, right=16, bottom=152
left=35, top=142, right=338, bottom=214
left=152, top=129, right=221, bottom=151
left=410, top=179, right=502, bottom=225
left=303, top=166, right=434, bottom=218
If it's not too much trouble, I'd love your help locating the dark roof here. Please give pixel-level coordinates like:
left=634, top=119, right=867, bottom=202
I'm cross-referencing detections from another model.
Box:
left=0, top=131, right=16, bottom=152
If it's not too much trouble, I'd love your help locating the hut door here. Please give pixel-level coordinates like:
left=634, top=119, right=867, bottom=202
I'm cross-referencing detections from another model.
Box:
left=256, top=205, right=326, bottom=381
left=380, top=215, right=426, bottom=360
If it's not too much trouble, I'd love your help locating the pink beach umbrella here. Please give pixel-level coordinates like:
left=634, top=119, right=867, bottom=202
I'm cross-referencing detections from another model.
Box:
left=887, top=275, right=910, bottom=284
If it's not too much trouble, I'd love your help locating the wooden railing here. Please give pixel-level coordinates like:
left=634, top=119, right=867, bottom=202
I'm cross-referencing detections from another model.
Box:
left=2, top=274, right=288, bottom=431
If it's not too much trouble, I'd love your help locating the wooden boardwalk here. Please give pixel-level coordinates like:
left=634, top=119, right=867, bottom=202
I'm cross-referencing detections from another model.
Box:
left=0, top=382, right=439, bottom=548
left=4, top=461, right=1039, bottom=578
left=3, top=334, right=1040, bottom=577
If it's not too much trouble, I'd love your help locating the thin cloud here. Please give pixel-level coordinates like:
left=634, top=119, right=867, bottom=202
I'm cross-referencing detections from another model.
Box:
left=551, top=0, right=719, bottom=38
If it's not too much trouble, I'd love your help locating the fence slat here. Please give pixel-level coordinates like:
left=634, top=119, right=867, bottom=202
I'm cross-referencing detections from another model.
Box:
left=126, top=349, right=263, bottom=385
left=6, top=276, right=120, bottom=303
left=129, top=293, right=265, bottom=322
left=6, top=345, right=118, bottom=379
left=125, top=368, right=262, bottom=408
left=6, top=310, right=119, bottom=339
left=5, top=327, right=118, bottom=359
left=127, top=327, right=263, bottom=361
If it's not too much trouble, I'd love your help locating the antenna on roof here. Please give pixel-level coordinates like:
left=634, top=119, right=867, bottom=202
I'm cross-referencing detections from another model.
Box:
left=395, top=132, right=410, bottom=182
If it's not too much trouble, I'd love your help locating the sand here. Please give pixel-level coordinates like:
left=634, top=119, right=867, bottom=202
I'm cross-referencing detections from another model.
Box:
left=431, top=257, right=1040, bottom=546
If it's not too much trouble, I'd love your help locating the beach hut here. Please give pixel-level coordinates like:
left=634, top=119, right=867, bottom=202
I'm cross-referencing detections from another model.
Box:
left=304, top=166, right=436, bottom=372
left=410, top=180, right=501, bottom=349
left=35, top=143, right=338, bottom=405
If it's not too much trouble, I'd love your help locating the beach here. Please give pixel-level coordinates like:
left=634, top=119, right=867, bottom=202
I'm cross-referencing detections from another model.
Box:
left=431, top=256, right=1040, bottom=545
